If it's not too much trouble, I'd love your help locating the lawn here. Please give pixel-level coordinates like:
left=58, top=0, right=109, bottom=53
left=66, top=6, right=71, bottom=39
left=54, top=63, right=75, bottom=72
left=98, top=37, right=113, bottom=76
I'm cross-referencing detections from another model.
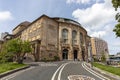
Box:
left=0, top=62, right=27, bottom=73
left=93, top=62, right=120, bottom=76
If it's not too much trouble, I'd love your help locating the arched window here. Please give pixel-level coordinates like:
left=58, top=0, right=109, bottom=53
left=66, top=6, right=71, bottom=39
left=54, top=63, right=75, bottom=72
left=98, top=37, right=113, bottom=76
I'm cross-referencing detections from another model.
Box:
left=72, top=30, right=77, bottom=44
left=80, top=32, right=83, bottom=44
left=62, top=29, right=68, bottom=43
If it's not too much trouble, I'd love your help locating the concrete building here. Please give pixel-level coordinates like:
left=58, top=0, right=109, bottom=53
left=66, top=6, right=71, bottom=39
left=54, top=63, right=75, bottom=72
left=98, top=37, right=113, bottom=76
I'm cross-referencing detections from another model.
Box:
left=91, top=37, right=109, bottom=61
left=12, top=14, right=90, bottom=61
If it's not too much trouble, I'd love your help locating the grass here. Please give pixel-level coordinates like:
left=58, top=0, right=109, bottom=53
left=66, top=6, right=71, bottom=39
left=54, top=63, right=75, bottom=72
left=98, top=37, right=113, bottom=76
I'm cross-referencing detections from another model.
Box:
left=93, top=62, right=120, bottom=76
left=0, top=62, right=27, bottom=74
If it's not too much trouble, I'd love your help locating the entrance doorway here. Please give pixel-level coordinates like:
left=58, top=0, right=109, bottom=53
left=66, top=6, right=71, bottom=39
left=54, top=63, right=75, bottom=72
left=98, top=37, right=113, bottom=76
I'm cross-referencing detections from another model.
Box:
left=62, top=49, right=68, bottom=60
left=74, top=50, right=78, bottom=60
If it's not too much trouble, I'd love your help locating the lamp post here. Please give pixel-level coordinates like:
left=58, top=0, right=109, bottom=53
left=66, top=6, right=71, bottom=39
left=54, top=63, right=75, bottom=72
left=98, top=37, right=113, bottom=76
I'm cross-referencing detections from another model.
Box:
left=88, top=42, right=93, bottom=68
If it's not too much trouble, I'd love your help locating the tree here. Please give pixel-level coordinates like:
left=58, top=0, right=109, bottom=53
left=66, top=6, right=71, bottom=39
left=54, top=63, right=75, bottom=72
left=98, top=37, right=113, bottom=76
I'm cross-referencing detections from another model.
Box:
left=101, top=52, right=106, bottom=62
left=22, top=41, right=32, bottom=57
left=112, top=0, right=120, bottom=37
left=3, top=39, right=32, bottom=64
left=0, top=43, right=14, bottom=63
left=112, top=0, right=120, bottom=11
left=113, top=23, right=120, bottom=37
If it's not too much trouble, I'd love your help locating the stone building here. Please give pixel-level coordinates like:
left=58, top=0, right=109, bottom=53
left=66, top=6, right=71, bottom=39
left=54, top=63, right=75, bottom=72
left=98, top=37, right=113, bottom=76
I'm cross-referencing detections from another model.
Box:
left=0, top=32, right=9, bottom=40
left=91, top=37, right=109, bottom=61
left=12, top=14, right=90, bottom=61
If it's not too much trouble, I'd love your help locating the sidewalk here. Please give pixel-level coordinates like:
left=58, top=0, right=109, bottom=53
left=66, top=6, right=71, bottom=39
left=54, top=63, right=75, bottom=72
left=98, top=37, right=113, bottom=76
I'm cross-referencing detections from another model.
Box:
left=0, top=65, right=30, bottom=78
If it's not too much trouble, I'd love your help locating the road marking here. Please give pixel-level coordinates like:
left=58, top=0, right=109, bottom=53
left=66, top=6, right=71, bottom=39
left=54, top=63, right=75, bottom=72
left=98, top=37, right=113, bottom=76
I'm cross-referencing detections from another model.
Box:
left=51, top=63, right=66, bottom=80
left=82, top=62, right=110, bottom=80
left=83, top=62, right=110, bottom=80
left=82, top=63, right=105, bottom=80
left=58, top=62, right=69, bottom=80
left=68, top=75, right=95, bottom=80
left=82, top=63, right=104, bottom=80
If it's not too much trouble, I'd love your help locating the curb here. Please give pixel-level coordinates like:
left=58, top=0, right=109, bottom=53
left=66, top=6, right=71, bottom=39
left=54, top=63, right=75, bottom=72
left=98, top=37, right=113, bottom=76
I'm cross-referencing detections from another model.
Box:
left=0, top=65, right=30, bottom=78
left=85, top=62, right=120, bottom=80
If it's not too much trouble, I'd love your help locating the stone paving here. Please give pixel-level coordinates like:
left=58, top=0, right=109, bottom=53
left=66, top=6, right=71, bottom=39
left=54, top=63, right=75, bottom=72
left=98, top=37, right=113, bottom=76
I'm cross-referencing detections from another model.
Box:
left=68, top=75, right=95, bottom=80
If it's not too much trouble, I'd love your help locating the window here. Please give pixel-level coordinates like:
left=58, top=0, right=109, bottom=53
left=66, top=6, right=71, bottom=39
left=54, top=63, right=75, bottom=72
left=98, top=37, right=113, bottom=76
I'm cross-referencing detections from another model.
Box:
left=80, top=32, right=83, bottom=44
left=62, top=29, right=68, bottom=43
left=72, top=30, right=77, bottom=44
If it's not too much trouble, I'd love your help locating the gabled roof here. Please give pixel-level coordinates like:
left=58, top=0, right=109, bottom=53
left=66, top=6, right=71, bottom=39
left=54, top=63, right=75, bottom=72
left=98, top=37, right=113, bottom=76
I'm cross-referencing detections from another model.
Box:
left=12, top=21, right=31, bottom=31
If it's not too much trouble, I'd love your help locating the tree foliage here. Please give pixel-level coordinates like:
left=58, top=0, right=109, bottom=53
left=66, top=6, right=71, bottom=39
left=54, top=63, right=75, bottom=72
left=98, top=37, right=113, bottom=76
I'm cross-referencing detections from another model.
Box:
left=112, top=0, right=120, bottom=11
left=113, top=23, right=120, bottom=36
left=0, top=43, right=14, bottom=63
left=0, top=39, right=32, bottom=64
left=112, top=0, right=120, bottom=37
left=101, top=52, right=106, bottom=62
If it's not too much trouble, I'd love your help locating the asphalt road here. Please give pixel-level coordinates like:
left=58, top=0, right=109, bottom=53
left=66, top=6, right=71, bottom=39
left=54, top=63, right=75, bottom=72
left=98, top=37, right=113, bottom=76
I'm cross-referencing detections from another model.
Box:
left=0, top=61, right=110, bottom=80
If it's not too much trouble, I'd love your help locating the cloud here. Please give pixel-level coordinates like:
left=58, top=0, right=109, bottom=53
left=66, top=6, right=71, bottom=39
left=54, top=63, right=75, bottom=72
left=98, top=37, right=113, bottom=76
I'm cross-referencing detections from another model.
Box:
left=112, top=42, right=120, bottom=47
left=90, top=24, right=114, bottom=37
left=66, top=0, right=102, bottom=4
left=72, top=0, right=117, bottom=38
left=0, top=11, right=13, bottom=21
left=66, top=0, right=91, bottom=4
left=90, top=31, right=106, bottom=37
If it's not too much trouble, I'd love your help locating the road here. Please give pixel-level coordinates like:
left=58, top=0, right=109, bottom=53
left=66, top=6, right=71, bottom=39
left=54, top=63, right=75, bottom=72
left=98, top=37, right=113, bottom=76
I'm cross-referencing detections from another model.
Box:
left=0, top=61, right=110, bottom=80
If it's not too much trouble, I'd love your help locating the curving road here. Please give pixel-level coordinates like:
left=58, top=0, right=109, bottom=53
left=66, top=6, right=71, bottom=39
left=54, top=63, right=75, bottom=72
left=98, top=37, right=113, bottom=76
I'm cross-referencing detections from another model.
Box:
left=0, top=61, right=110, bottom=80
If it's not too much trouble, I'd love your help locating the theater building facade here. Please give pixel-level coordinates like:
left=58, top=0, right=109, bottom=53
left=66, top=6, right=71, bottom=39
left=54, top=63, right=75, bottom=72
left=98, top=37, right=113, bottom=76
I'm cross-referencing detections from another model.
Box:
left=12, top=15, right=90, bottom=61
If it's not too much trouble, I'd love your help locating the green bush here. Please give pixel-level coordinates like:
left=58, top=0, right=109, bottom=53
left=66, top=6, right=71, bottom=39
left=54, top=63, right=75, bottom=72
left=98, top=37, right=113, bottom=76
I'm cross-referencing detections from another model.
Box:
left=93, top=57, right=99, bottom=62
left=41, top=58, right=47, bottom=62
left=54, top=56, right=59, bottom=61
left=0, top=52, right=14, bottom=63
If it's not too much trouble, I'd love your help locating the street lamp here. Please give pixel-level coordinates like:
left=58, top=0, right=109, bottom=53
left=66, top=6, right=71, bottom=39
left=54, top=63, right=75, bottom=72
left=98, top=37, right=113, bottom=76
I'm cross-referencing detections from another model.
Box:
left=88, top=42, right=93, bottom=68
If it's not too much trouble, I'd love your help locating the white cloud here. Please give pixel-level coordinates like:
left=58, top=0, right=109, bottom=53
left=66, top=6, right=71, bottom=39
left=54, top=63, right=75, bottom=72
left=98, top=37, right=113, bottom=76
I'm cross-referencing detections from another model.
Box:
left=72, top=0, right=117, bottom=38
left=66, top=0, right=91, bottom=4
left=72, top=0, right=116, bottom=29
left=0, top=11, right=13, bottom=21
left=112, top=42, right=120, bottom=47
left=90, top=24, right=114, bottom=37
left=66, top=0, right=102, bottom=4
left=90, top=31, right=106, bottom=37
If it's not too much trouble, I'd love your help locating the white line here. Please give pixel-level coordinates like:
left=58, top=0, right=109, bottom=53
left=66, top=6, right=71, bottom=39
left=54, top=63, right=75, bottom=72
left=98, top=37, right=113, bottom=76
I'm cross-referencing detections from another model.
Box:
left=51, top=63, right=66, bottom=80
left=82, top=63, right=104, bottom=80
left=58, top=62, right=70, bottom=80
left=83, top=62, right=110, bottom=80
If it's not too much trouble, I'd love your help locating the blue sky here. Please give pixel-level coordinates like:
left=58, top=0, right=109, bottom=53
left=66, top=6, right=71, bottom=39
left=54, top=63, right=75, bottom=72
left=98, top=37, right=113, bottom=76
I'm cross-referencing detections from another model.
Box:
left=0, top=0, right=120, bottom=55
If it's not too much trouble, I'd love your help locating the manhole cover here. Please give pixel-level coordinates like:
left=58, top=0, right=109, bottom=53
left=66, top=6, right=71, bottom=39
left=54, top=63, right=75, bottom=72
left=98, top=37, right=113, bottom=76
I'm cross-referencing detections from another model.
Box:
left=68, top=75, right=95, bottom=80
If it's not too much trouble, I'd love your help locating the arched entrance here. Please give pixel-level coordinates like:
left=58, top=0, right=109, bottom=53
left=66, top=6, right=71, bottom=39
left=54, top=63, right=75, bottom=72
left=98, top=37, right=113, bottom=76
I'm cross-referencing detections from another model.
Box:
left=62, top=49, right=68, bottom=60
left=73, top=50, right=78, bottom=60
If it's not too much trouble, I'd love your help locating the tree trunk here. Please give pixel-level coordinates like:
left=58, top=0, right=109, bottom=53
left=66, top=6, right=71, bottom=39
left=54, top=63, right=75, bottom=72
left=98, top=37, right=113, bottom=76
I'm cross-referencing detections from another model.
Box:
left=17, top=57, right=23, bottom=64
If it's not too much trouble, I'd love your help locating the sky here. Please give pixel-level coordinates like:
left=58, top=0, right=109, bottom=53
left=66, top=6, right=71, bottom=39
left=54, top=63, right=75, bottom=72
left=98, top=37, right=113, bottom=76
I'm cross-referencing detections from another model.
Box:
left=0, top=0, right=120, bottom=55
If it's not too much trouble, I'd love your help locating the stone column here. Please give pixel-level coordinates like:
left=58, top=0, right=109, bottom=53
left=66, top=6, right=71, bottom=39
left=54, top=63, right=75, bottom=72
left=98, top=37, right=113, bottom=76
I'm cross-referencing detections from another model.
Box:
left=68, top=49, right=73, bottom=60
left=68, top=26, right=73, bottom=60
left=77, top=50, right=82, bottom=61
left=58, top=23, right=62, bottom=60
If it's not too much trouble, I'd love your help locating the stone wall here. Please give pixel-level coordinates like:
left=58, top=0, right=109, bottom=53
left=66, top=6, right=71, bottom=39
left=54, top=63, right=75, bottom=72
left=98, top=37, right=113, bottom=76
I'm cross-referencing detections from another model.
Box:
left=40, top=16, right=59, bottom=60
left=12, top=15, right=89, bottom=61
left=58, top=22, right=88, bottom=61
